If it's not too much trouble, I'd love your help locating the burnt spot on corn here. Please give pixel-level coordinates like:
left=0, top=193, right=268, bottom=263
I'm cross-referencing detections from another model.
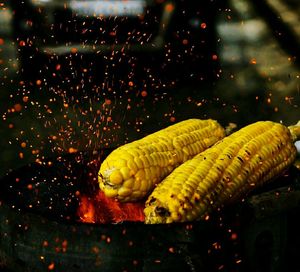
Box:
left=237, top=156, right=243, bottom=163
left=225, top=176, right=231, bottom=182
left=155, top=207, right=171, bottom=217
left=102, top=178, right=120, bottom=189
left=148, top=197, right=156, bottom=205
left=98, top=173, right=104, bottom=179
left=194, top=196, right=200, bottom=203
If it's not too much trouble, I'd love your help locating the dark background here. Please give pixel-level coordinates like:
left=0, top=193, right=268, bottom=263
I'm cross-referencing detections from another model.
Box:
left=0, top=0, right=299, bottom=176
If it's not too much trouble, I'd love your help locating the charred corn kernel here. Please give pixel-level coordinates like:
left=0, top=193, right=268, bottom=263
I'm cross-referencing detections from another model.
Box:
left=99, top=119, right=226, bottom=201
left=145, top=120, right=300, bottom=224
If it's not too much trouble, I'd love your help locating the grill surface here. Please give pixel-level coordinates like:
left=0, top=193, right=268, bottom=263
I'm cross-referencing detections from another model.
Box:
left=0, top=151, right=299, bottom=271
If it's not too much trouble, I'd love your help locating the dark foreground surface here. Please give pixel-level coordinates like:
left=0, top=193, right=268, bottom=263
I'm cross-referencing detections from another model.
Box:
left=0, top=152, right=300, bottom=271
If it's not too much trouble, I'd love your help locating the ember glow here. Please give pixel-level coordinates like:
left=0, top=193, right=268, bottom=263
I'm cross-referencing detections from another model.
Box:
left=77, top=191, right=145, bottom=224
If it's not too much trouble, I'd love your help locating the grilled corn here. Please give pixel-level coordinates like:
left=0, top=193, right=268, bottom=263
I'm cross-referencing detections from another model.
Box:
left=145, top=120, right=300, bottom=224
left=99, top=119, right=226, bottom=201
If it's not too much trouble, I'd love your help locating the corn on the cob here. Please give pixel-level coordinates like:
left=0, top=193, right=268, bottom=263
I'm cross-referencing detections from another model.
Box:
left=144, top=120, right=300, bottom=224
left=98, top=119, right=226, bottom=201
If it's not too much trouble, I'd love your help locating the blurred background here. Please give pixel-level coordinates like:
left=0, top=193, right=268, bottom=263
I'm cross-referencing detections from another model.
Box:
left=0, top=0, right=299, bottom=176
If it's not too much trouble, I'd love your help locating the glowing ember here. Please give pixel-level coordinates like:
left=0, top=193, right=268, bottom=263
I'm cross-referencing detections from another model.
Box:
left=77, top=191, right=145, bottom=224
left=78, top=195, right=96, bottom=223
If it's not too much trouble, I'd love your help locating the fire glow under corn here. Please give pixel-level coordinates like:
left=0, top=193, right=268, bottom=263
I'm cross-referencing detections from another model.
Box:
left=98, top=119, right=226, bottom=201
left=144, top=120, right=300, bottom=224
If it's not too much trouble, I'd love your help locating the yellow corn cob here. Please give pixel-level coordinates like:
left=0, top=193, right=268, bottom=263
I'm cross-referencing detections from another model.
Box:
left=98, top=119, right=226, bottom=201
left=144, top=120, right=300, bottom=224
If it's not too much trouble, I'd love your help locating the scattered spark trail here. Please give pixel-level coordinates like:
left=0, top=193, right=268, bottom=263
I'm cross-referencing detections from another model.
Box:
left=3, top=0, right=298, bottom=170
